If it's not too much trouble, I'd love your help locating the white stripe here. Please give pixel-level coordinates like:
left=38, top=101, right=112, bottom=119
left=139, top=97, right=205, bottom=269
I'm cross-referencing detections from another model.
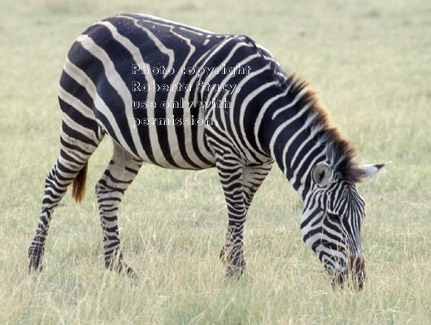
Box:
left=58, top=85, right=96, bottom=120
left=268, top=102, right=311, bottom=164
left=159, top=27, right=198, bottom=168
left=271, top=87, right=307, bottom=120
left=186, top=37, right=245, bottom=163
left=62, top=58, right=133, bottom=155
left=279, top=111, right=318, bottom=174
left=253, top=86, right=290, bottom=154
left=117, top=16, right=175, bottom=79
left=76, top=32, right=152, bottom=162
left=208, top=54, right=263, bottom=161
left=237, top=76, right=276, bottom=161
left=293, top=152, right=325, bottom=198
left=121, top=16, right=214, bottom=166
left=290, top=124, right=324, bottom=169
left=107, top=18, right=202, bottom=168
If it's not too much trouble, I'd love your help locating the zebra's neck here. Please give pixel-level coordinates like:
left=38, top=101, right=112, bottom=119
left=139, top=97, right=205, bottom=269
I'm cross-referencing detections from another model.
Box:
left=260, top=81, right=330, bottom=201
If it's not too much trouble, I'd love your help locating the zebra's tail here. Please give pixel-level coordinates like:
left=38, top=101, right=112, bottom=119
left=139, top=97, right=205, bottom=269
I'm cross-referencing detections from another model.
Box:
left=72, top=162, right=88, bottom=203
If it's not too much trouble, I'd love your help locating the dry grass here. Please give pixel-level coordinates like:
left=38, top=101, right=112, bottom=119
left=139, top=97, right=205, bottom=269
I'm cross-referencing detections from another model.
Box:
left=1, top=0, right=430, bottom=323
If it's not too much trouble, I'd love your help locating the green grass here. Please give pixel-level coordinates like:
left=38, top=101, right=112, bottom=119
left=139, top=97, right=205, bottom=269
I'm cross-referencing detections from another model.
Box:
left=1, top=0, right=430, bottom=323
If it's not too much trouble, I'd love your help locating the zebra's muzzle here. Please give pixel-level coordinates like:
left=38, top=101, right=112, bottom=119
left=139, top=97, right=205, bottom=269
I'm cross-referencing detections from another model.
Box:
left=349, top=255, right=366, bottom=290
left=332, top=255, right=366, bottom=290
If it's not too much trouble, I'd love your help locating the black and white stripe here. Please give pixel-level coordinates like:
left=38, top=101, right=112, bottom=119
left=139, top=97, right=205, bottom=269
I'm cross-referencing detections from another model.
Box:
left=28, top=14, right=388, bottom=286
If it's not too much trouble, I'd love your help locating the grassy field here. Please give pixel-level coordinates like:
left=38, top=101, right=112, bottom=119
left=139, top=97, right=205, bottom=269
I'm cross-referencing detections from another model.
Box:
left=1, top=0, right=430, bottom=323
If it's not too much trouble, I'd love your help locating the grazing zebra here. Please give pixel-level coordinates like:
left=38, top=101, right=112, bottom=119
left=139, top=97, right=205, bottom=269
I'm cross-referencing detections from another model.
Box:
left=28, top=13, right=389, bottom=288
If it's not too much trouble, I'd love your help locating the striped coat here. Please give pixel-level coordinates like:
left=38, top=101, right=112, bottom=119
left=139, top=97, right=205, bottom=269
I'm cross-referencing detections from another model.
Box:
left=29, top=14, right=389, bottom=288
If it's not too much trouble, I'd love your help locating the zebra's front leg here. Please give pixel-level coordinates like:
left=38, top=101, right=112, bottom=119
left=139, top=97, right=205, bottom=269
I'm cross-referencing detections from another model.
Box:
left=220, top=218, right=247, bottom=277
left=217, top=159, right=274, bottom=277
left=95, top=141, right=143, bottom=276
left=215, top=159, right=248, bottom=277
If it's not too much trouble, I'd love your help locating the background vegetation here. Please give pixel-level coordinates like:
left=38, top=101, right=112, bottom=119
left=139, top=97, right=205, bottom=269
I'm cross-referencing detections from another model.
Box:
left=0, top=0, right=430, bottom=323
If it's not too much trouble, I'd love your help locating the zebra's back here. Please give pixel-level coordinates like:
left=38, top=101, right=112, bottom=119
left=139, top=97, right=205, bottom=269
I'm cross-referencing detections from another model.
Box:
left=59, top=13, right=259, bottom=170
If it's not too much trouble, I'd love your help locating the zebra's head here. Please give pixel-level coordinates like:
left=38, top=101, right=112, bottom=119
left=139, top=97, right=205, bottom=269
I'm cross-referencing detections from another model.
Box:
left=301, top=161, right=390, bottom=289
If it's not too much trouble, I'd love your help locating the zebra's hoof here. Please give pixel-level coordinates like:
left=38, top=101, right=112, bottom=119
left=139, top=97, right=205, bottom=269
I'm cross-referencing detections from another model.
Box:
left=226, top=264, right=247, bottom=279
left=28, top=247, right=44, bottom=274
left=127, top=270, right=139, bottom=281
left=106, top=258, right=138, bottom=278
left=124, top=265, right=139, bottom=280
left=28, top=255, right=43, bottom=274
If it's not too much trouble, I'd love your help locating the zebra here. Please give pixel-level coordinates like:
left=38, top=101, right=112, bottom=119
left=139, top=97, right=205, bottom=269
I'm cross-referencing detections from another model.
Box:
left=28, top=13, right=389, bottom=288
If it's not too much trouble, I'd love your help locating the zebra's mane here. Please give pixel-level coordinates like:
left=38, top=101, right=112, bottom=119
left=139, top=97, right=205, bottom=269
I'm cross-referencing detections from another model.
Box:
left=271, top=64, right=364, bottom=183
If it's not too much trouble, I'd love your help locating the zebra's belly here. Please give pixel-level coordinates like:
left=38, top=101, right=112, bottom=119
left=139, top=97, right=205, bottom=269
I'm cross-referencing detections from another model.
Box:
left=109, top=120, right=217, bottom=170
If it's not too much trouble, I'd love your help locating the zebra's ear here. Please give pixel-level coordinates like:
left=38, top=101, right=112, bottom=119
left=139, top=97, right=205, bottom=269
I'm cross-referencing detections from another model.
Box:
left=312, top=162, right=333, bottom=187
left=357, top=161, right=392, bottom=182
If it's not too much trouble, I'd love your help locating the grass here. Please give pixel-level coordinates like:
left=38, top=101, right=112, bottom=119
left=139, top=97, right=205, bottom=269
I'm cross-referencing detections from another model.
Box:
left=1, top=0, right=430, bottom=323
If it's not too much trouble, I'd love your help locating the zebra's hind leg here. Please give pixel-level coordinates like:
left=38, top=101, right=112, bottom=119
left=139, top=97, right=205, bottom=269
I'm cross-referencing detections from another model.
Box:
left=28, top=132, right=102, bottom=273
left=95, top=141, right=143, bottom=276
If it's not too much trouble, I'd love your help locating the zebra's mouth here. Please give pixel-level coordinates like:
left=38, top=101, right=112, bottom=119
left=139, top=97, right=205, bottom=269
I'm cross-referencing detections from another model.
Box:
left=329, top=255, right=366, bottom=290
